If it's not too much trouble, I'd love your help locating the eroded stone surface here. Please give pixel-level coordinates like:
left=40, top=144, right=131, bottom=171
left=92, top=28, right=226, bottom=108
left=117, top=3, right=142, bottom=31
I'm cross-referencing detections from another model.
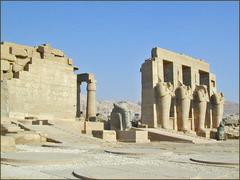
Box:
left=1, top=42, right=77, bottom=120
left=110, top=103, right=132, bottom=131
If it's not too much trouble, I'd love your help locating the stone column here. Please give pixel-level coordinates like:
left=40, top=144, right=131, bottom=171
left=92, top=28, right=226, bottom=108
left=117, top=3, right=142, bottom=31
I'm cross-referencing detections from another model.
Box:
left=86, top=81, right=96, bottom=121
left=211, top=92, right=224, bottom=128
left=76, top=82, right=81, bottom=118
left=155, top=81, right=174, bottom=129
left=176, top=85, right=192, bottom=132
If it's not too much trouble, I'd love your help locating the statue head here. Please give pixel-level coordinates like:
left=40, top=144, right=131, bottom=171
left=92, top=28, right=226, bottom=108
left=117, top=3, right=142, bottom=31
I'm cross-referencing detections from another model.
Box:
left=155, top=80, right=174, bottom=98
left=193, top=85, right=209, bottom=102
left=175, top=84, right=192, bottom=100
left=211, top=92, right=224, bottom=105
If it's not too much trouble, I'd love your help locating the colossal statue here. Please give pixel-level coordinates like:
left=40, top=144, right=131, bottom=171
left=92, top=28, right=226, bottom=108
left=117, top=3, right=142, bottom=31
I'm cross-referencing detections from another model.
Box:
left=155, top=80, right=174, bottom=129
left=175, top=84, right=192, bottom=132
left=193, top=85, right=209, bottom=132
left=110, top=103, right=132, bottom=131
left=211, top=92, right=224, bottom=128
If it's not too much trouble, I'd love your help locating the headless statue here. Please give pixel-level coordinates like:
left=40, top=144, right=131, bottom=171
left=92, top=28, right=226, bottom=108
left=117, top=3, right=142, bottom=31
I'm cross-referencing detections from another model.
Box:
left=216, top=120, right=225, bottom=140
left=110, top=103, right=132, bottom=130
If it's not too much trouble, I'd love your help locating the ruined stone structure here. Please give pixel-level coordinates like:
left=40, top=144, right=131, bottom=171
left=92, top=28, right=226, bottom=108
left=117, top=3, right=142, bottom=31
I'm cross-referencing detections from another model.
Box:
left=1, top=42, right=97, bottom=121
left=77, top=73, right=97, bottom=121
left=140, top=47, right=224, bottom=136
left=110, top=103, right=132, bottom=131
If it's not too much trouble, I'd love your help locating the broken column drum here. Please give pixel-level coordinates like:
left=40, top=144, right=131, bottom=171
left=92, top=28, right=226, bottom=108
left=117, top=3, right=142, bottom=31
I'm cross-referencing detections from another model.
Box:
left=211, top=92, right=224, bottom=128
left=193, top=85, right=209, bottom=132
left=175, top=85, right=192, bottom=131
left=86, top=81, right=96, bottom=121
left=110, top=103, right=132, bottom=131
left=155, top=81, right=174, bottom=129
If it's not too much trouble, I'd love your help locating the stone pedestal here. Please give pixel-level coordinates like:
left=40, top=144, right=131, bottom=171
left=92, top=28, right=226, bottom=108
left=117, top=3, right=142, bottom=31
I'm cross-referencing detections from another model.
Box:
left=116, top=130, right=150, bottom=143
left=92, top=130, right=116, bottom=142
left=82, top=121, right=104, bottom=134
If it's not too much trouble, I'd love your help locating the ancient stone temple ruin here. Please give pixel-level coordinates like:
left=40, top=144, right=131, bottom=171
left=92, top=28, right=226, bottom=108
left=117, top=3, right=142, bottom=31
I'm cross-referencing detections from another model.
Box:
left=140, top=47, right=224, bottom=136
left=1, top=42, right=96, bottom=121
left=76, top=73, right=97, bottom=121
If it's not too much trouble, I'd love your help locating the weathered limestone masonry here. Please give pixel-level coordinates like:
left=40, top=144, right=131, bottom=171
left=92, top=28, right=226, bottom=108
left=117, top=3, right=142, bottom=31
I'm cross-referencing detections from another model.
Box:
left=0, top=42, right=79, bottom=120
left=140, top=47, right=224, bottom=137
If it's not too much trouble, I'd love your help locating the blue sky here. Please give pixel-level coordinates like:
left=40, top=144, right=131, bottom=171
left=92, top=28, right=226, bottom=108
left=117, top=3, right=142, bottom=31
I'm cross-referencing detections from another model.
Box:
left=1, top=1, right=239, bottom=103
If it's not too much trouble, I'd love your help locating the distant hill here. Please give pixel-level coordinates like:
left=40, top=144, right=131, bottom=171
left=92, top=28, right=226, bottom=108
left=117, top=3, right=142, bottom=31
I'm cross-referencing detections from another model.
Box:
left=224, top=101, right=239, bottom=117
left=80, top=94, right=239, bottom=119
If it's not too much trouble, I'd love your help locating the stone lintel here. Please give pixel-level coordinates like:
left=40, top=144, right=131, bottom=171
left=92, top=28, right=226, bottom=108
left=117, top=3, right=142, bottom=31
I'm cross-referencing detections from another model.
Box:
left=77, top=73, right=96, bottom=84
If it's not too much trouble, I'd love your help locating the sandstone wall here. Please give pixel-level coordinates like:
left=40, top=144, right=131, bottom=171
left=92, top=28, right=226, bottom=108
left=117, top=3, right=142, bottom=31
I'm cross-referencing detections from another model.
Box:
left=1, top=42, right=77, bottom=120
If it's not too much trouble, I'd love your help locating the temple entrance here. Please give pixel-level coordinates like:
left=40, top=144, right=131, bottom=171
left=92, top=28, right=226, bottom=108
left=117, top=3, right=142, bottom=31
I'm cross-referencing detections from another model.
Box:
left=182, top=65, right=191, bottom=87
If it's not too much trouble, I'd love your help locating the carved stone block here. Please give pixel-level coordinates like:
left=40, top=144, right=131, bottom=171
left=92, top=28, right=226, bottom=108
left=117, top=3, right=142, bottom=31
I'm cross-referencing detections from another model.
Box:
left=10, top=46, right=28, bottom=58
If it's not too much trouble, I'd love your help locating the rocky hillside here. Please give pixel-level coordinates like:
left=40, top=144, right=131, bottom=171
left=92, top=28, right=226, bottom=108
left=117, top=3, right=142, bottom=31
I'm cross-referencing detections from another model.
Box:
left=223, top=101, right=239, bottom=117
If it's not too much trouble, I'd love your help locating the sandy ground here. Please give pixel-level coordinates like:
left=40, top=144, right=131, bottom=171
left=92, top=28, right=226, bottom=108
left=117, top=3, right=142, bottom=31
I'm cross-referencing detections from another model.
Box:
left=1, top=123, right=239, bottom=179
